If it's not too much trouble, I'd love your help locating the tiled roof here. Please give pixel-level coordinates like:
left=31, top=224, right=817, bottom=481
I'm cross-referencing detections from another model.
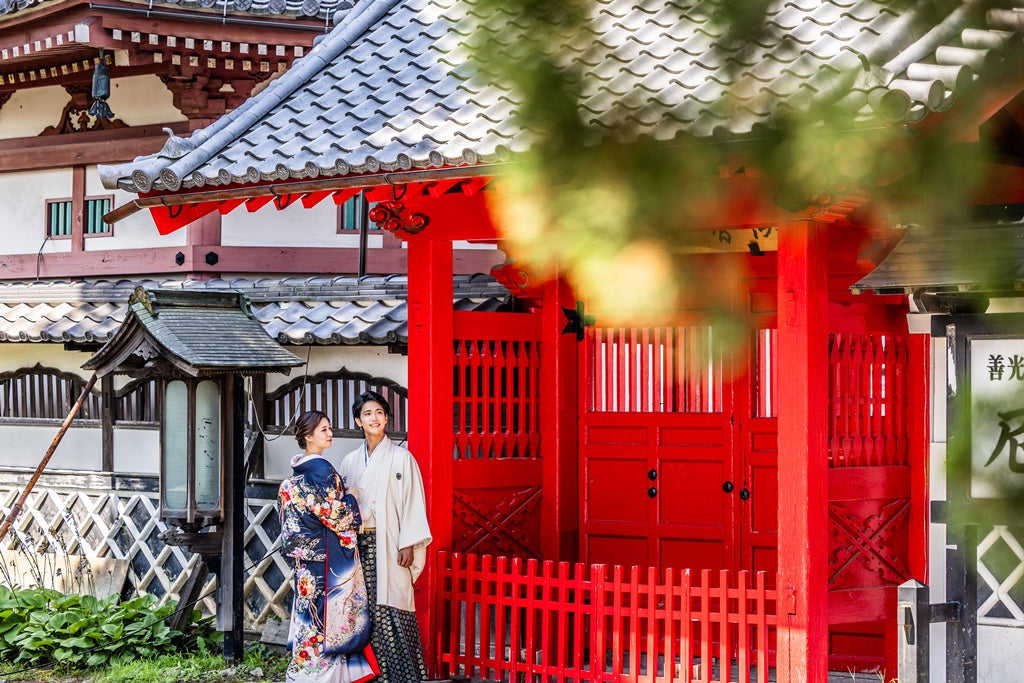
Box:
left=0, top=0, right=346, bottom=21
left=83, top=288, right=306, bottom=375
left=100, top=0, right=1024, bottom=194
left=0, top=275, right=509, bottom=344
left=852, top=222, right=1024, bottom=296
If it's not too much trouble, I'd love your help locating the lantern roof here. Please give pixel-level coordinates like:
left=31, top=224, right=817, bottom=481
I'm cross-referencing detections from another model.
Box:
left=82, top=286, right=305, bottom=377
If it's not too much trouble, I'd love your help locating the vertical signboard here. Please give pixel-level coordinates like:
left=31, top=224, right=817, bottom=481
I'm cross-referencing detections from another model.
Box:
left=970, top=338, right=1024, bottom=500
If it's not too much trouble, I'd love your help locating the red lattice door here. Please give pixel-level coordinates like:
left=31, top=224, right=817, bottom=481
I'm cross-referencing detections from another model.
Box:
left=450, top=310, right=544, bottom=558
left=825, top=330, right=928, bottom=673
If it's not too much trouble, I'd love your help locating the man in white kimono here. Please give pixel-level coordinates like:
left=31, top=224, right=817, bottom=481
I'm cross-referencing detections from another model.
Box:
left=339, top=391, right=432, bottom=682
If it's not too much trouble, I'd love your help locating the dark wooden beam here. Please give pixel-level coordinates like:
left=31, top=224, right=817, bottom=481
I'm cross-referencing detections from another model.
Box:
left=101, top=375, right=115, bottom=472
left=71, top=165, right=85, bottom=252
left=0, top=244, right=505, bottom=279
left=0, top=122, right=189, bottom=171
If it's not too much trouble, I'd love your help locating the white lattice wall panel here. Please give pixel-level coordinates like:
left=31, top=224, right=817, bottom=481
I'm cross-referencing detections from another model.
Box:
left=0, top=486, right=291, bottom=630
left=978, top=525, right=1024, bottom=625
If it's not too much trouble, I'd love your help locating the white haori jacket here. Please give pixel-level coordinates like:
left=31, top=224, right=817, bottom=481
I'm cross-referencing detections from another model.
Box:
left=338, top=436, right=432, bottom=612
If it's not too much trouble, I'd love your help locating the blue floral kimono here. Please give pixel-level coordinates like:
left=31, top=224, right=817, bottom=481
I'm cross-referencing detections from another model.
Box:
left=279, top=454, right=378, bottom=683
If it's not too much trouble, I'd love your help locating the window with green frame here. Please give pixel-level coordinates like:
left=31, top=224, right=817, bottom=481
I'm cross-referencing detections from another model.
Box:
left=46, top=197, right=113, bottom=237
left=337, top=192, right=382, bottom=232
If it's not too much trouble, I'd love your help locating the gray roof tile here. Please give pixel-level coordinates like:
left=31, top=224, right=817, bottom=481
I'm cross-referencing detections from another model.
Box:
left=0, top=0, right=345, bottom=20
left=0, top=275, right=509, bottom=345
left=99, top=0, right=1024, bottom=194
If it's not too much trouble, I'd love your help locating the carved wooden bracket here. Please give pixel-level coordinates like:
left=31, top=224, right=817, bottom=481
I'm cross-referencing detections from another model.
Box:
left=368, top=200, right=430, bottom=234
left=160, top=69, right=270, bottom=121
left=40, top=84, right=127, bottom=135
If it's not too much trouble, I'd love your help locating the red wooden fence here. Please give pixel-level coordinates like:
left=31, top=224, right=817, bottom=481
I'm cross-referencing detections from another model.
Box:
left=435, top=552, right=778, bottom=683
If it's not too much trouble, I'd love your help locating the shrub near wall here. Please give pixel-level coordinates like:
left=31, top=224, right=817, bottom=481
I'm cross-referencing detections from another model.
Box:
left=0, top=585, right=210, bottom=668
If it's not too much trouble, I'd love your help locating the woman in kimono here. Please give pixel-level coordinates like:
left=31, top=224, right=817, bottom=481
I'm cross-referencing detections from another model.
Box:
left=279, top=410, right=379, bottom=683
left=338, top=391, right=432, bottom=682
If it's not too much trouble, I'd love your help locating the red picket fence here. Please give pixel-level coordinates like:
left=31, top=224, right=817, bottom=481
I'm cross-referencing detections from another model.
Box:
left=435, top=552, right=778, bottom=683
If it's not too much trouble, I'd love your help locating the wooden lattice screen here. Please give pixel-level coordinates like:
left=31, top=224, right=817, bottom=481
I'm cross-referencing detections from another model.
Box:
left=0, top=365, right=101, bottom=421
left=453, top=339, right=541, bottom=459
left=114, top=378, right=160, bottom=425
left=266, top=369, right=408, bottom=437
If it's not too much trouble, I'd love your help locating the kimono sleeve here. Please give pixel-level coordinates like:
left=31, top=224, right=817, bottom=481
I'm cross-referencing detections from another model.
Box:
left=396, top=452, right=432, bottom=551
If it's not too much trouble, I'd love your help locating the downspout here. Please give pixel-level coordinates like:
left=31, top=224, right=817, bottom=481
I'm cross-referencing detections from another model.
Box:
left=357, top=190, right=369, bottom=278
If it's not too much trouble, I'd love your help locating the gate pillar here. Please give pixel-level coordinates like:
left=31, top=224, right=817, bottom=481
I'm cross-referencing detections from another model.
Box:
left=539, top=277, right=579, bottom=560
left=776, top=220, right=830, bottom=682
left=407, top=234, right=454, bottom=675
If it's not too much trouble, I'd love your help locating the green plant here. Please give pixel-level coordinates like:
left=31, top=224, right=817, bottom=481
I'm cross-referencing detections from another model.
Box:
left=0, top=585, right=209, bottom=670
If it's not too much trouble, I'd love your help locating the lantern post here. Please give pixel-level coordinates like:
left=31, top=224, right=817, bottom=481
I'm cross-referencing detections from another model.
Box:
left=83, top=286, right=303, bottom=661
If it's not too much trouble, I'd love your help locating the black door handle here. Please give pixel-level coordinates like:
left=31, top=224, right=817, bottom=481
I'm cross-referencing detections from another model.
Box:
left=648, top=469, right=658, bottom=481
left=647, top=486, right=657, bottom=498
left=722, top=481, right=734, bottom=493
left=739, top=488, right=750, bottom=501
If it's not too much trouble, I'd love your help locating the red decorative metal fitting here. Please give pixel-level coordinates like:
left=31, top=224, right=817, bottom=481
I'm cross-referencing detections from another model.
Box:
left=490, top=260, right=538, bottom=297
left=368, top=200, right=430, bottom=234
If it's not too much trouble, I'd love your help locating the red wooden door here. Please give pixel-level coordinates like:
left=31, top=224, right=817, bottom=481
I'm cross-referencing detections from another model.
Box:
left=580, top=324, right=748, bottom=572
left=737, top=323, right=780, bottom=580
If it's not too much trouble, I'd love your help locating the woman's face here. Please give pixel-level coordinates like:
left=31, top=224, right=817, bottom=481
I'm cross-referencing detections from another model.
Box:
left=355, top=400, right=388, bottom=440
left=305, top=417, right=333, bottom=453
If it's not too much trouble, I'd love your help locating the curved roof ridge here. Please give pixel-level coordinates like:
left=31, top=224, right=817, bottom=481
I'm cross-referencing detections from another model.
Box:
left=99, top=0, right=402, bottom=193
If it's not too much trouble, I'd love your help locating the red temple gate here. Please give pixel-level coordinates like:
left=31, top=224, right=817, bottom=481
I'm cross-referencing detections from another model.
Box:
left=575, top=261, right=929, bottom=672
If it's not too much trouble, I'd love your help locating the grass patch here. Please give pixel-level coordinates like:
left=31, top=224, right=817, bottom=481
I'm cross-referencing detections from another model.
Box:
left=0, top=642, right=289, bottom=683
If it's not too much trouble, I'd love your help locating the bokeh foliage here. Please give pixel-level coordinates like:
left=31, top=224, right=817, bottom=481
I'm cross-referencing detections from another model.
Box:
left=467, top=0, right=1006, bottom=322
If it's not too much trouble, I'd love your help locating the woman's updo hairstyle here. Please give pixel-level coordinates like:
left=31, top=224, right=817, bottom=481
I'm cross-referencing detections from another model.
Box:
left=293, top=409, right=329, bottom=449
left=351, top=390, right=392, bottom=422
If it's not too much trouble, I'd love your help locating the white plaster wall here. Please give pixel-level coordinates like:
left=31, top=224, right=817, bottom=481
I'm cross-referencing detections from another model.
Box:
left=0, top=168, right=73, bottom=255
left=222, top=200, right=365, bottom=247
left=926, top=330, right=950, bottom=681
left=0, top=345, right=105, bottom=472
left=105, top=75, right=185, bottom=126
left=0, top=87, right=70, bottom=139
left=0, top=76, right=181, bottom=139
left=0, top=164, right=184, bottom=258
left=0, top=343, right=94, bottom=376
left=0, top=424, right=101, bottom=470
left=977, top=624, right=1024, bottom=682
left=265, top=345, right=408, bottom=394
left=85, top=165, right=187, bottom=250
left=113, top=428, right=159, bottom=475
left=264, top=435, right=366, bottom=482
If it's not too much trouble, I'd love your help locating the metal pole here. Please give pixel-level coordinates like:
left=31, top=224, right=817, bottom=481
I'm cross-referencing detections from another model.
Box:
left=0, top=372, right=98, bottom=544
left=357, top=191, right=369, bottom=278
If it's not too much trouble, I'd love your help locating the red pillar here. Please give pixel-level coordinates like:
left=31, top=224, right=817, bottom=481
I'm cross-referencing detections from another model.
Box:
left=406, top=234, right=454, bottom=675
left=539, top=278, right=579, bottom=561
left=907, top=333, right=931, bottom=582
left=776, top=220, right=829, bottom=683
